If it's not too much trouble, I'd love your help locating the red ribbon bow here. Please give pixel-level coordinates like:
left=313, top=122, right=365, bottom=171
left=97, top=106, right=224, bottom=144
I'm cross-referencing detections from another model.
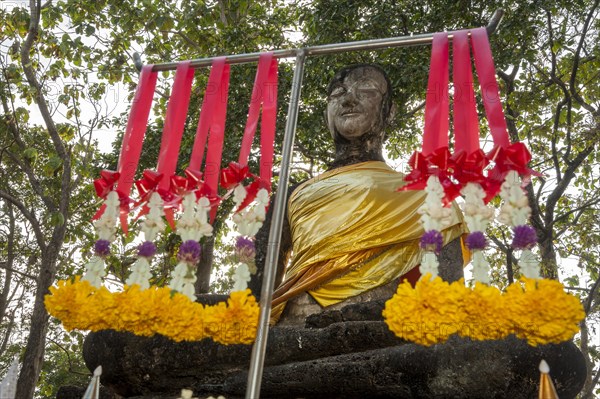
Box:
left=401, top=147, right=463, bottom=206
left=484, top=142, right=541, bottom=201
left=170, top=168, right=204, bottom=197
left=220, top=162, right=251, bottom=190
left=94, top=170, right=121, bottom=199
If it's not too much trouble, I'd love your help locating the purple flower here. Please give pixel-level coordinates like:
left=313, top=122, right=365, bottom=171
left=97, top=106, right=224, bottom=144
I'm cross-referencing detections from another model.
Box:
left=466, top=231, right=488, bottom=251
left=94, top=239, right=111, bottom=257
left=511, top=225, right=537, bottom=250
left=177, top=240, right=201, bottom=265
left=235, top=236, right=256, bottom=264
left=420, top=230, right=443, bottom=255
left=138, top=241, right=157, bottom=258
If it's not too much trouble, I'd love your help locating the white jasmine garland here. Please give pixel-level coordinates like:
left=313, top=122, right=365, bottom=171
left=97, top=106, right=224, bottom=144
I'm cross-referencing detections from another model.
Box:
left=232, top=263, right=251, bottom=292
left=420, top=252, right=439, bottom=278
left=141, top=192, right=166, bottom=242
left=519, top=249, right=541, bottom=279
left=82, top=256, right=106, bottom=288
left=461, top=182, right=494, bottom=284
left=471, top=251, right=491, bottom=284
left=232, top=188, right=269, bottom=237
left=83, top=191, right=120, bottom=287
left=498, top=171, right=531, bottom=227
left=126, top=192, right=166, bottom=290
left=126, top=257, right=152, bottom=289
left=178, top=194, right=213, bottom=242
left=498, top=171, right=541, bottom=278
left=417, top=176, right=452, bottom=279
left=168, top=262, right=197, bottom=301
left=419, top=176, right=453, bottom=231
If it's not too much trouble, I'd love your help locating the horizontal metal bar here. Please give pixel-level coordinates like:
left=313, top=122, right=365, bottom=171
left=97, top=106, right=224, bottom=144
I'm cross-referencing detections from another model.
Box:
left=134, top=9, right=504, bottom=71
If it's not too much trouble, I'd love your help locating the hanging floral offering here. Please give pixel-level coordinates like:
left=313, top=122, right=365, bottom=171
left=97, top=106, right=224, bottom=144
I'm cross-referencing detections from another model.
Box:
left=45, top=54, right=278, bottom=345
left=386, top=29, right=584, bottom=346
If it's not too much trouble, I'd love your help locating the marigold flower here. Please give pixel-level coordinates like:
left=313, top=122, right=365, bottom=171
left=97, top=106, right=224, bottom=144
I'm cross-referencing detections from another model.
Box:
left=44, top=279, right=259, bottom=345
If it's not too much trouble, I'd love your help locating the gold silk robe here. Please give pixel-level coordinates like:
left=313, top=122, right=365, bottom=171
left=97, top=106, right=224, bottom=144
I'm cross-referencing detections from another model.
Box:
left=271, top=161, right=468, bottom=322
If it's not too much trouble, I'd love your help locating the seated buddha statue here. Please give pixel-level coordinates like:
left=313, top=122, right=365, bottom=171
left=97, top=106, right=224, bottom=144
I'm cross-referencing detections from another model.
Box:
left=251, top=64, right=468, bottom=325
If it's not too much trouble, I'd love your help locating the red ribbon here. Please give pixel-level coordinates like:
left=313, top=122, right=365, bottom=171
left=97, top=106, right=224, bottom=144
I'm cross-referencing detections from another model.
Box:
left=452, top=30, right=480, bottom=155
left=222, top=52, right=278, bottom=212
left=403, top=28, right=537, bottom=204
left=92, top=65, right=158, bottom=235
left=135, top=61, right=196, bottom=228
left=422, top=33, right=449, bottom=156
left=470, top=28, right=511, bottom=150
left=174, top=57, right=231, bottom=222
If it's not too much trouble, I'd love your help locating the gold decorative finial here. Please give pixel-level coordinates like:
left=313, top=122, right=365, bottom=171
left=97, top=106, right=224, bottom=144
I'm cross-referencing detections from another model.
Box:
left=539, top=360, right=559, bottom=399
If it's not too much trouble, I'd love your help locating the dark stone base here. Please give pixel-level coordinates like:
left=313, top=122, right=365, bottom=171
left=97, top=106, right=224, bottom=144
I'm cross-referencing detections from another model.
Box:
left=56, top=385, right=122, bottom=399
left=83, top=322, right=586, bottom=399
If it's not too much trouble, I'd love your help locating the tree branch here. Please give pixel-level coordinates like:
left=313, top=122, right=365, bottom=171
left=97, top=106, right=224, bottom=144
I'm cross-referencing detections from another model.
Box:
left=48, top=338, right=91, bottom=377
left=0, top=262, right=37, bottom=281
left=0, top=191, right=46, bottom=252
left=569, top=0, right=600, bottom=114
left=20, top=0, right=72, bottom=223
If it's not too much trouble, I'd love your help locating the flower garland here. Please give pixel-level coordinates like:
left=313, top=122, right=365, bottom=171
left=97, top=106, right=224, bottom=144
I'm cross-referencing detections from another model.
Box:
left=82, top=191, right=120, bottom=287
left=126, top=192, right=164, bottom=290
left=45, top=182, right=265, bottom=345
left=417, top=176, right=453, bottom=278
left=168, top=193, right=214, bottom=301
left=383, top=274, right=584, bottom=346
left=230, top=184, right=269, bottom=291
left=498, top=170, right=540, bottom=279
left=45, top=277, right=259, bottom=344
left=461, top=182, right=494, bottom=284
left=384, top=171, right=585, bottom=346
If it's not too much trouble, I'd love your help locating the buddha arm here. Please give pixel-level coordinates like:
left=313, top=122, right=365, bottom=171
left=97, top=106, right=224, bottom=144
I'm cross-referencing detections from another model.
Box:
left=249, top=183, right=300, bottom=297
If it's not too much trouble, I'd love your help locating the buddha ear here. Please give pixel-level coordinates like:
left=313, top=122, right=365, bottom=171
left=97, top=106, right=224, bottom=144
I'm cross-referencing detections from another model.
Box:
left=386, top=102, right=398, bottom=126
left=324, top=109, right=335, bottom=140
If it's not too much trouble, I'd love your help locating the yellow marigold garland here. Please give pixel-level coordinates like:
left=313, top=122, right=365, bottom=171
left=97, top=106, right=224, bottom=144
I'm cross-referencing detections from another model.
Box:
left=382, top=275, right=467, bottom=346
left=505, top=278, right=585, bottom=346
left=44, top=277, right=259, bottom=345
left=383, top=275, right=584, bottom=346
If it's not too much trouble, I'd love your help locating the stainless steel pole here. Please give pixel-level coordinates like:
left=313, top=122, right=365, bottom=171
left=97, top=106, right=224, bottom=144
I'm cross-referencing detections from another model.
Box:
left=245, top=49, right=307, bottom=399
left=134, top=10, right=504, bottom=72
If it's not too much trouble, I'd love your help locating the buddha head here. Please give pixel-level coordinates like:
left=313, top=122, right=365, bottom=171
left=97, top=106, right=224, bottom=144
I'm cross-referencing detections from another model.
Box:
left=326, top=64, right=395, bottom=145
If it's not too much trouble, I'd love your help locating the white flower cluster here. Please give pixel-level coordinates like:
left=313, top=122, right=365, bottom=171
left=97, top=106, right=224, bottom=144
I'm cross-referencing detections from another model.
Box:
left=499, top=171, right=531, bottom=227
left=178, top=194, right=214, bottom=241
left=499, top=170, right=540, bottom=279
left=232, top=263, right=251, bottom=292
left=168, top=193, right=214, bottom=301
left=418, top=176, right=453, bottom=279
left=82, top=191, right=120, bottom=287
left=461, top=183, right=495, bottom=284
left=419, top=176, right=453, bottom=231
left=230, top=186, right=269, bottom=290
left=169, top=261, right=197, bottom=301
left=178, top=389, right=225, bottom=399
left=231, top=186, right=269, bottom=237
left=126, top=192, right=166, bottom=290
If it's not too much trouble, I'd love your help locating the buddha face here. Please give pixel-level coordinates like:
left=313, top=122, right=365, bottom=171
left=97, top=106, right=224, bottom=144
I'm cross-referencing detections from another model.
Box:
left=326, top=67, right=389, bottom=141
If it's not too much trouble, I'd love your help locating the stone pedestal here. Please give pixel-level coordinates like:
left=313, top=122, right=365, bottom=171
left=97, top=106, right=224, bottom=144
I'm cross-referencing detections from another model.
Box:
left=82, top=316, right=586, bottom=398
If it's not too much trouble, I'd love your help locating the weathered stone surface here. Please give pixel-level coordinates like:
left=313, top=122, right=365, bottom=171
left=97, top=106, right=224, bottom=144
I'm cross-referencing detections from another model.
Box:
left=83, top=320, right=401, bottom=397
left=84, top=323, right=586, bottom=399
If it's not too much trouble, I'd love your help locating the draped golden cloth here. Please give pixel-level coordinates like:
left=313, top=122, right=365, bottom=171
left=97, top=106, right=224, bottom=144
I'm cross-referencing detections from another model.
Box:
left=271, top=161, right=468, bottom=322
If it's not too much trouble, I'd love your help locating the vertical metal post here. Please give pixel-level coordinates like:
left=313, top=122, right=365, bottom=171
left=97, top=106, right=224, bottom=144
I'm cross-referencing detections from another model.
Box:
left=245, top=49, right=307, bottom=399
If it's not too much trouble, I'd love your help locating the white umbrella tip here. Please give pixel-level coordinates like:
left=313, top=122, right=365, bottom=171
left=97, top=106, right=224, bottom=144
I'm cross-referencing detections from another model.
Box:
left=93, top=365, right=102, bottom=377
left=539, top=359, right=550, bottom=374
